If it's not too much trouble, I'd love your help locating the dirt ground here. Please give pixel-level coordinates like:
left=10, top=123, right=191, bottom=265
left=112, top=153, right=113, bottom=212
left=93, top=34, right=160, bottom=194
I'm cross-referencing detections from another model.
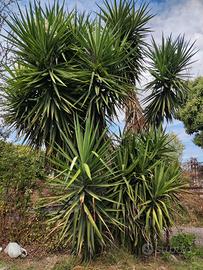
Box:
left=0, top=250, right=68, bottom=270
left=0, top=253, right=203, bottom=270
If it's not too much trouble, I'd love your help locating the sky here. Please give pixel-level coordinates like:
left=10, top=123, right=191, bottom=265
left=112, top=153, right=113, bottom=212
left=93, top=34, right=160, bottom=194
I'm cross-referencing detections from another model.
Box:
left=12, top=0, right=203, bottom=162
left=146, top=0, right=203, bottom=162
left=148, top=0, right=203, bottom=162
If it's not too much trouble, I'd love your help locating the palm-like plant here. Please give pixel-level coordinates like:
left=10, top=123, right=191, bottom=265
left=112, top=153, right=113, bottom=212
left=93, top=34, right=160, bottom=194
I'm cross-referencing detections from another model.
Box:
left=4, top=2, right=77, bottom=151
left=114, top=129, right=185, bottom=253
left=99, top=0, right=153, bottom=82
left=42, top=115, right=121, bottom=260
left=72, top=19, right=135, bottom=130
left=1, top=0, right=194, bottom=260
left=3, top=0, right=152, bottom=151
left=144, top=35, right=196, bottom=127
left=142, top=162, right=185, bottom=242
left=3, top=0, right=196, bottom=148
left=99, top=0, right=153, bottom=132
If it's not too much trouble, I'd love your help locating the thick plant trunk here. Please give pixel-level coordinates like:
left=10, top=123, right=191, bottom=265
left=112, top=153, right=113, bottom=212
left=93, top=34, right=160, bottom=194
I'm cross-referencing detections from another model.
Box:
left=124, top=91, right=145, bottom=133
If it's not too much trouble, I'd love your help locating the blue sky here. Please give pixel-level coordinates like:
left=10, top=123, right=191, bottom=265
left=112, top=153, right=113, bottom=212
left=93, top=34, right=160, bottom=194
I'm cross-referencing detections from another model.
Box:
left=11, top=0, right=203, bottom=162
left=148, top=0, right=203, bottom=162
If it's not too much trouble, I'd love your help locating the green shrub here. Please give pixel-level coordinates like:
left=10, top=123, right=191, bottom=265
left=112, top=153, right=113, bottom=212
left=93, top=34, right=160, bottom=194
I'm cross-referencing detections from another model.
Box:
left=0, top=140, right=45, bottom=202
left=114, top=128, right=186, bottom=254
left=0, top=140, right=45, bottom=175
left=0, top=140, right=45, bottom=242
left=170, top=233, right=196, bottom=260
left=42, top=116, right=121, bottom=261
left=42, top=118, right=186, bottom=260
left=171, top=233, right=196, bottom=251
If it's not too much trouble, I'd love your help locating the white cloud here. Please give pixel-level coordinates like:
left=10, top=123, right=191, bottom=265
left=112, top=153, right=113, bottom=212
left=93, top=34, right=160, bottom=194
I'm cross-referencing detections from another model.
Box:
left=150, top=0, right=203, bottom=77
left=149, top=0, right=203, bottom=162
left=42, top=0, right=100, bottom=12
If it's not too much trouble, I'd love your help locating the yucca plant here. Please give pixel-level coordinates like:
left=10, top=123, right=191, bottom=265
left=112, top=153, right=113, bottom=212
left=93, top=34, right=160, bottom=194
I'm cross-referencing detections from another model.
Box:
left=99, top=0, right=153, bottom=82
left=141, top=162, right=185, bottom=243
left=71, top=18, right=135, bottom=131
left=1, top=0, right=195, bottom=260
left=3, top=0, right=196, bottom=150
left=42, top=115, right=121, bottom=260
left=3, top=2, right=77, bottom=152
left=99, top=0, right=153, bottom=132
left=114, top=129, right=185, bottom=253
left=116, top=127, right=177, bottom=174
left=3, top=0, right=150, bottom=151
left=144, top=35, right=196, bottom=127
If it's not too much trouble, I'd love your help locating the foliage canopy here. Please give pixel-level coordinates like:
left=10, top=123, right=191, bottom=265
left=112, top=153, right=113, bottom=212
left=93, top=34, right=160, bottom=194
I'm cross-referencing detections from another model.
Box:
left=178, top=77, right=203, bottom=148
left=2, top=0, right=195, bottom=151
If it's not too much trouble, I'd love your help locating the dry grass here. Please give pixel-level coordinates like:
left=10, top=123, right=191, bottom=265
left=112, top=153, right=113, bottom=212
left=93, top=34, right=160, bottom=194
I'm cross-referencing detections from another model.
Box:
left=175, top=192, right=203, bottom=226
left=0, top=248, right=203, bottom=270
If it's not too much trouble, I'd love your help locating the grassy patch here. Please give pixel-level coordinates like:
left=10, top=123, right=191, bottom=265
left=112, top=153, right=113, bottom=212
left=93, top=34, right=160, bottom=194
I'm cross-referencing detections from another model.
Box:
left=1, top=247, right=203, bottom=269
left=52, top=257, right=76, bottom=270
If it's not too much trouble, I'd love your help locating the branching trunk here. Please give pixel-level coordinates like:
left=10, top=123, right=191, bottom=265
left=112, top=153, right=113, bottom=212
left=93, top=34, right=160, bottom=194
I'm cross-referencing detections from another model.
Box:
left=124, top=91, right=146, bottom=133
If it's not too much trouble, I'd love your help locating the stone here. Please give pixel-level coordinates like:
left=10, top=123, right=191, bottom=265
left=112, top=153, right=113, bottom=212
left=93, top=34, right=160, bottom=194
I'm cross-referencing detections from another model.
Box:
left=73, top=266, right=85, bottom=270
left=157, top=267, right=167, bottom=270
left=169, top=254, right=179, bottom=262
left=4, top=242, right=27, bottom=258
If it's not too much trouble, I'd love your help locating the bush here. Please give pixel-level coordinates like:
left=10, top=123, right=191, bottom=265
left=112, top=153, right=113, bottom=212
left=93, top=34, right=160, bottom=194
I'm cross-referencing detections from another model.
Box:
left=170, top=233, right=196, bottom=260
left=0, top=140, right=45, bottom=202
left=171, top=233, right=196, bottom=251
left=0, top=140, right=45, bottom=242
left=114, top=128, right=186, bottom=254
left=41, top=116, right=121, bottom=261
left=42, top=118, right=186, bottom=260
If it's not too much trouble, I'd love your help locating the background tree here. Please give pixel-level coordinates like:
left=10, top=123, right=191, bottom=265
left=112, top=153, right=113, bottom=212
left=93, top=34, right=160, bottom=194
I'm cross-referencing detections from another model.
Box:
left=0, top=0, right=21, bottom=140
left=144, top=36, right=196, bottom=127
left=178, top=76, right=203, bottom=148
left=0, top=0, right=19, bottom=72
left=168, top=132, right=184, bottom=160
